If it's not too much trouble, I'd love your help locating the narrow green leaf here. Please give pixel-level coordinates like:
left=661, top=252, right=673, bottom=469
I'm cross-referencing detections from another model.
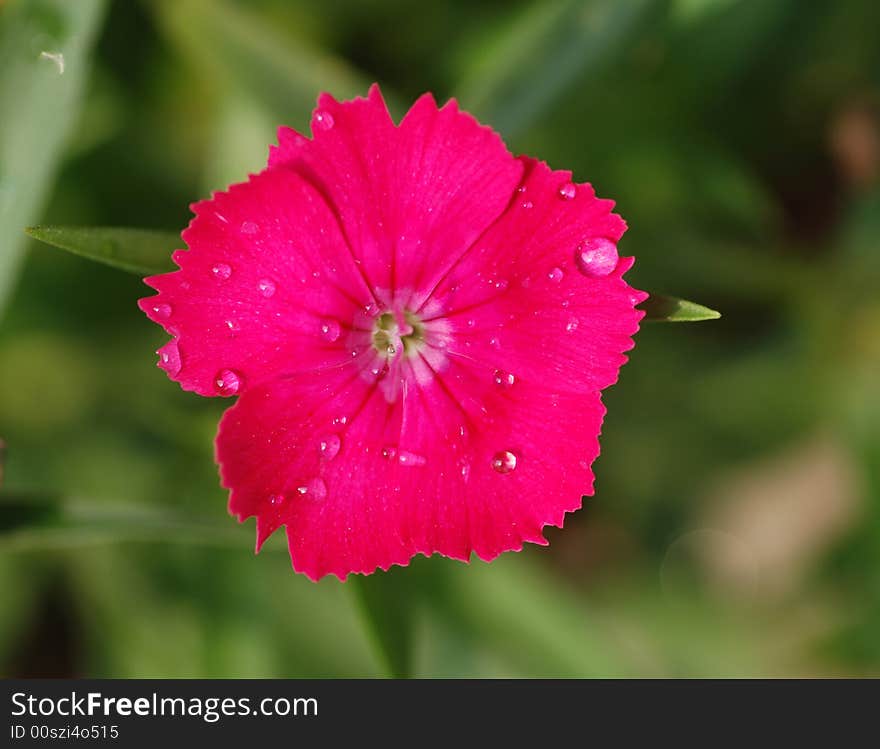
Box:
left=25, top=225, right=179, bottom=276
left=0, top=0, right=107, bottom=316
left=0, top=492, right=256, bottom=553
left=349, top=570, right=414, bottom=678
left=640, top=294, right=721, bottom=322
left=428, top=556, right=634, bottom=677
left=455, top=0, right=655, bottom=138
left=152, top=0, right=370, bottom=132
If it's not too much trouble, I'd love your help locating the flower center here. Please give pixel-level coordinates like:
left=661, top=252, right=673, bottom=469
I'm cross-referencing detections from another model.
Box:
left=371, top=309, right=425, bottom=359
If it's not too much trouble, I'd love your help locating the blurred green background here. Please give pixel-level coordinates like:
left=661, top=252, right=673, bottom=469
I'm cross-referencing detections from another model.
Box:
left=2, top=0, right=880, bottom=677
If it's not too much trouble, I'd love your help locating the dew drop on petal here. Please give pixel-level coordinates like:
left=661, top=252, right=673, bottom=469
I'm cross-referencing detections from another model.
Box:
left=214, top=368, right=242, bottom=396
left=212, top=263, right=232, bottom=280
left=575, top=238, right=618, bottom=278
left=240, top=221, right=259, bottom=235
left=489, top=336, right=501, bottom=350
left=313, top=110, right=335, bottom=131
left=152, top=302, right=172, bottom=319
left=547, top=267, right=564, bottom=284
left=558, top=182, right=577, bottom=200
left=493, top=369, right=516, bottom=388
left=225, top=319, right=240, bottom=333
left=521, top=200, right=534, bottom=209
left=297, top=477, right=328, bottom=501
left=158, top=341, right=181, bottom=376
left=494, top=278, right=509, bottom=291
left=491, top=450, right=517, bottom=474
left=268, top=493, right=285, bottom=508
left=319, top=434, right=341, bottom=461
left=381, top=446, right=397, bottom=461
left=320, top=319, right=341, bottom=342
left=258, top=278, right=276, bottom=298
left=566, top=318, right=579, bottom=332
left=397, top=450, right=427, bottom=467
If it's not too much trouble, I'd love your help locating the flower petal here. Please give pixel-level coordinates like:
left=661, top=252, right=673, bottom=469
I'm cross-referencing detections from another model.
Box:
left=139, top=167, right=373, bottom=396
left=217, top=359, right=604, bottom=581
left=425, top=157, right=647, bottom=394
left=269, top=83, right=524, bottom=306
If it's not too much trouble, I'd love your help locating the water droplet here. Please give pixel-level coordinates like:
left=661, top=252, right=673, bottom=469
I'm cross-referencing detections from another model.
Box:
left=158, top=341, right=181, bottom=376
left=516, top=185, right=527, bottom=194
left=212, top=263, right=232, bottom=280
left=214, top=368, right=242, bottom=396
left=268, top=493, right=285, bottom=507
left=566, top=318, right=579, bottom=332
left=491, top=450, right=517, bottom=474
left=547, top=267, right=564, bottom=284
left=489, top=336, right=501, bottom=349
left=575, top=238, right=618, bottom=278
left=320, top=320, right=341, bottom=342
left=240, top=221, right=258, bottom=235
left=460, top=462, right=471, bottom=481
left=313, top=109, right=335, bottom=131
left=521, top=200, right=534, bottom=209
left=558, top=182, right=577, bottom=200
left=397, top=450, right=427, bottom=467
left=258, top=278, right=276, bottom=298
left=381, top=446, right=397, bottom=461
left=466, top=318, right=476, bottom=329
left=319, top=434, right=341, bottom=461
left=214, top=212, right=229, bottom=224
left=493, top=369, right=516, bottom=388
left=297, top=477, right=328, bottom=501
left=332, top=415, right=348, bottom=426
left=152, top=302, right=172, bottom=319
left=225, top=319, right=240, bottom=333
left=494, top=278, right=509, bottom=291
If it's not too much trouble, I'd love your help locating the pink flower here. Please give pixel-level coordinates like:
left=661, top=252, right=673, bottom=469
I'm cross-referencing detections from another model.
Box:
left=139, top=84, right=646, bottom=581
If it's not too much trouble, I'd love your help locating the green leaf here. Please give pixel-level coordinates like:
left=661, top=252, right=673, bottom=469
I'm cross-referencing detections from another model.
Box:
left=455, top=0, right=656, bottom=138
left=640, top=294, right=721, bottom=322
left=349, top=570, right=414, bottom=678
left=428, top=556, right=634, bottom=677
left=0, top=492, right=253, bottom=553
left=151, top=0, right=370, bottom=132
left=0, top=0, right=107, bottom=317
left=25, top=225, right=179, bottom=276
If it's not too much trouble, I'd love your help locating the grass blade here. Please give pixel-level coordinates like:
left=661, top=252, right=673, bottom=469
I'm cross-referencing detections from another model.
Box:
left=25, top=225, right=179, bottom=276
left=349, top=571, right=414, bottom=678
left=455, top=0, right=655, bottom=138
left=640, top=294, right=721, bottom=322
left=0, top=0, right=107, bottom=316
